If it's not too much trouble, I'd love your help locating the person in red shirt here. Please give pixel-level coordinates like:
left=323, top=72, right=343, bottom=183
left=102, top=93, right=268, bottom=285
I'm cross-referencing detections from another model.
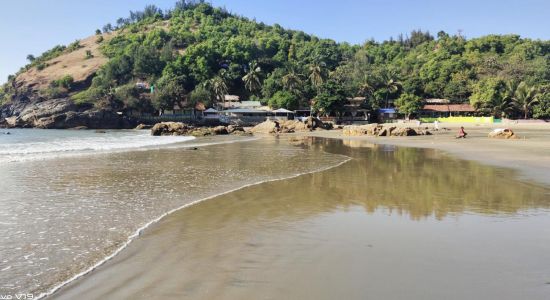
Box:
left=456, top=126, right=468, bottom=139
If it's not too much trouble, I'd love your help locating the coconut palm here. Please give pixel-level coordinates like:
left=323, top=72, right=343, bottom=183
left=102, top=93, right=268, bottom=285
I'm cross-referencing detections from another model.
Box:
left=496, top=80, right=519, bottom=118
left=381, top=73, right=402, bottom=108
left=242, top=62, right=262, bottom=96
left=204, top=76, right=228, bottom=109
left=513, top=82, right=539, bottom=119
left=358, top=76, right=374, bottom=97
left=282, top=70, right=303, bottom=94
left=308, top=63, right=324, bottom=89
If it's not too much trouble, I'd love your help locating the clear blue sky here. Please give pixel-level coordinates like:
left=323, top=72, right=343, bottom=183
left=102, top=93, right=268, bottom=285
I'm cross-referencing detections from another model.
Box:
left=1, top=0, right=549, bottom=83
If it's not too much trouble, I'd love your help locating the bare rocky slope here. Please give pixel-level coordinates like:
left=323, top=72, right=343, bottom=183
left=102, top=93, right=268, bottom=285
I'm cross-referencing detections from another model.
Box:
left=0, top=33, right=136, bottom=129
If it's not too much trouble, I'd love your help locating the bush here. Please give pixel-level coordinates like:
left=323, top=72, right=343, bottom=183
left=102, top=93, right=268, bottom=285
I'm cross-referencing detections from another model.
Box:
left=85, top=50, right=94, bottom=59
left=51, top=75, right=74, bottom=90
left=96, top=35, right=104, bottom=44
left=45, top=86, right=68, bottom=98
left=36, top=63, right=47, bottom=71
left=67, top=40, right=82, bottom=52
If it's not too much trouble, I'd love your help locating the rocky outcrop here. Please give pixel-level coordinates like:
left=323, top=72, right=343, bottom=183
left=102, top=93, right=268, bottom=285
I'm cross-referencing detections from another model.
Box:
left=249, top=118, right=328, bottom=134
left=343, top=124, right=430, bottom=137
left=488, top=128, right=518, bottom=139
left=150, top=122, right=249, bottom=137
left=151, top=122, right=191, bottom=136
left=0, top=98, right=135, bottom=129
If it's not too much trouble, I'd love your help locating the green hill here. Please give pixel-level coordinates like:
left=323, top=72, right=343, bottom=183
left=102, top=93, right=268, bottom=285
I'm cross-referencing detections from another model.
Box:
left=1, top=0, right=550, bottom=128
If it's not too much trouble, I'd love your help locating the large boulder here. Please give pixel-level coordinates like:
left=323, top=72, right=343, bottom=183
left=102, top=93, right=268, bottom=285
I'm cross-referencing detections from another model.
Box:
left=212, top=126, right=229, bottom=135
left=249, top=120, right=279, bottom=134
left=488, top=128, right=517, bottom=139
left=151, top=122, right=190, bottom=136
left=343, top=124, right=383, bottom=136
left=305, top=116, right=324, bottom=129
left=390, top=127, right=418, bottom=136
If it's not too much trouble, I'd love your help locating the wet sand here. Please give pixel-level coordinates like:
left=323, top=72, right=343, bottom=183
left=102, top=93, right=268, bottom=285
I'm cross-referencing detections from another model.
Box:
left=308, top=123, right=550, bottom=186
left=54, top=137, right=550, bottom=300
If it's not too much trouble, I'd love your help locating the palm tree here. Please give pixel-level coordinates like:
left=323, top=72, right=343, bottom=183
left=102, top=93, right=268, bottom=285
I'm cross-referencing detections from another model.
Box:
left=308, top=63, right=324, bottom=89
left=282, top=70, right=303, bottom=94
left=358, top=76, right=374, bottom=97
left=204, top=76, right=228, bottom=109
left=381, top=74, right=402, bottom=108
left=242, top=62, right=262, bottom=96
left=513, top=82, right=539, bottom=119
left=496, top=80, right=519, bottom=118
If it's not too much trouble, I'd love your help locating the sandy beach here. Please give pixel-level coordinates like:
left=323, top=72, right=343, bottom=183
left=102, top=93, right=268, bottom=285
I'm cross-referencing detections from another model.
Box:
left=307, top=123, right=550, bottom=186
left=51, top=127, right=550, bottom=300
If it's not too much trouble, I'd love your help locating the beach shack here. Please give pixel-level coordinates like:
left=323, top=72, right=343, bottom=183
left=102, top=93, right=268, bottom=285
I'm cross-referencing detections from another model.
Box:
left=272, top=108, right=295, bottom=120
left=420, top=103, right=475, bottom=118
left=219, top=108, right=269, bottom=125
left=378, top=108, right=398, bottom=123
left=203, top=108, right=220, bottom=120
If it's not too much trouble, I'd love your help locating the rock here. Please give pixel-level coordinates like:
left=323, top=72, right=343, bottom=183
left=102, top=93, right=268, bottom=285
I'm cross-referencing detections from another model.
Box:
left=135, top=124, right=153, bottom=130
left=488, top=128, right=517, bottom=139
left=305, top=116, right=325, bottom=130
left=391, top=127, right=418, bottom=136
left=95, top=130, right=107, bottom=133
left=377, top=127, right=389, bottom=137
left=249, top=120, right=278, bottom=134
left=151, top=122, right=190, bottom=136
left=227, top=125, right=245, bottom=134
left=212, top=126, right=229, bottom=135
left=343, top=124, right=382, bottom=136
left=189, top=128, right=212, bottom=137
left=1, top=97, right=136, bottom=129
left=68, top=126, right=88, bottom=130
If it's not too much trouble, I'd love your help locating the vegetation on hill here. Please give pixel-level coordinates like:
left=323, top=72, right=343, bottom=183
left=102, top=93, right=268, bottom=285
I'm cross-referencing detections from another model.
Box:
left=2, top=0, right=550, bottom=119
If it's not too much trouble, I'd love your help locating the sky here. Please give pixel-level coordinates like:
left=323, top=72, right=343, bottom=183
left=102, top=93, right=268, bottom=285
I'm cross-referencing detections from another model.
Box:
left=1, top=0, right=550, bottom=83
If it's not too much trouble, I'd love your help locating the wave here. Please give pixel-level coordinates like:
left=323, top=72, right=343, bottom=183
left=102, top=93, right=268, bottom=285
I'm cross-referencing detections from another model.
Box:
left=0, top=131, right=195, bottom=163
left=38, top=155, right=352, bottom=299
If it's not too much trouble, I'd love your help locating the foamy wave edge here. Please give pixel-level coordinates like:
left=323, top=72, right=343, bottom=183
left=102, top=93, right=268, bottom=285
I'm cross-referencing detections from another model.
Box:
left=38, top=154, right=352, bottom=299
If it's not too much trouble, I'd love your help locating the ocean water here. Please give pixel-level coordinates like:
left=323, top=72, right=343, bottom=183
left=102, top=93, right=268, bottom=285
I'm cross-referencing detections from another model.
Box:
left=0, top=130, right=348, bottom=298
left=0, top=129, right=195, bottom=163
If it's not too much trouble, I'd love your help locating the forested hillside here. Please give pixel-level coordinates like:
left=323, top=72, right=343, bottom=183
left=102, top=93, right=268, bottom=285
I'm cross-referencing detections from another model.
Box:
left=2, top=0, right=550, bottom=120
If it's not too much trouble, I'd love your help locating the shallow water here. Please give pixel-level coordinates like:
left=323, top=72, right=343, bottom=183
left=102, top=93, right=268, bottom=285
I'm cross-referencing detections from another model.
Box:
left=0, top=132, right=346, bottom=297
left=55, top=137, right=550, bottom=300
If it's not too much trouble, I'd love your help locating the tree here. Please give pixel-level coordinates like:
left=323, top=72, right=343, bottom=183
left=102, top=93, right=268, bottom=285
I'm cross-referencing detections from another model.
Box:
left=395, top=93, right=423, bottom=119
left=102, top=23, right=113, bottom=33
left=312, top=80, right=348, bottom=116
left=133, top=46, right=164, bottom=78
left=242, top=62, right=262, bottom=96
left=513, top=82, right=539, bottom=119
left=381, top=75, right=402, bottom=108
left=532, top=88, right=550, bottom=119
left=26, top=55, right=35, bottom=63
left=95, top=29, right=102, bottom=35
left=308, top=63, right=324, bottom=89
left=282, top=70, right=303, bottom=94
left=204, top=76, right=228, bottom=108
left=153, top=75, right=187, bottom=111
left=470, top=77, right=505, bottom=117
left=268, top=91, right=299, bottom=110
left=190, top=85, right=216, bottom=108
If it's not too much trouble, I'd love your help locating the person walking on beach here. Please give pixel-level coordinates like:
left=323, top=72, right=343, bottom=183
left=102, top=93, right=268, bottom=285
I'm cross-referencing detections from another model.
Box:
left=456, top=126, right=467, bottom=139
